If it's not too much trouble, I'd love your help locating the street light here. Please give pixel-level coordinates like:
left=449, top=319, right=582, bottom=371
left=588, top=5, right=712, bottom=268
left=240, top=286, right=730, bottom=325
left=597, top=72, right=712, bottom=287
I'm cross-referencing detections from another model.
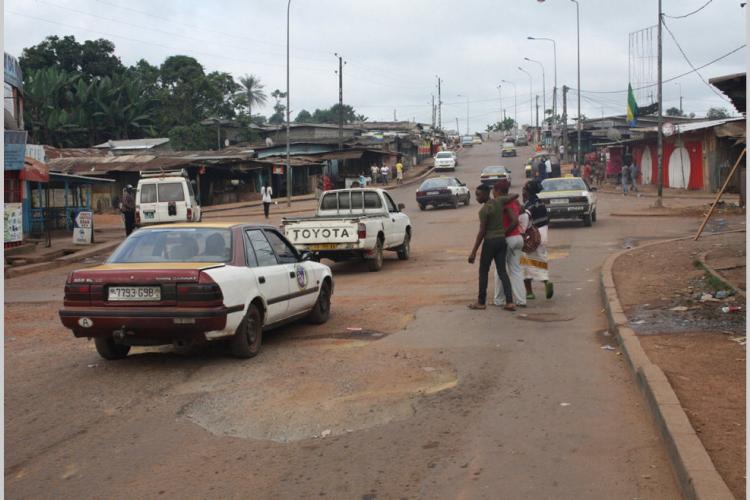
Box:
left=524, top=57, right=546, bottom=126
left=456, top=94, right=469, bottom=135
left=527, top=36, right=557, bottom=122
left=518, top=66, right=533, bottom=133
left=571, top=0, right=582, bottom=166
left=501, top=79, right=517, bottom=138
left=496, top=84, right=503, bottom=123
left=285, top=0, right=292, bottom=207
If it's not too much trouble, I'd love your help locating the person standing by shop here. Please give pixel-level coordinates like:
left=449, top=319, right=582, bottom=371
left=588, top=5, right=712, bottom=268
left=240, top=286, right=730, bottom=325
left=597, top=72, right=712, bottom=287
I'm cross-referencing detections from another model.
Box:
left=121, top=185, right=136, bottom=236
left=260, top=183, right=273, bottom=219
left=371, top=163, right=379, bottom=185
left=380, top=163, right=390, bottom=185
left=621, top=163, right=630, bottom=196
left=395, top=159, right=404, bottom=185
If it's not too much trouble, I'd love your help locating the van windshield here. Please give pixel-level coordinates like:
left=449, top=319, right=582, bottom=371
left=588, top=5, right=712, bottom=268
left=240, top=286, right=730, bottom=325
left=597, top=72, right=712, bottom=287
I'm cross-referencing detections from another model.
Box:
left=158, top=183, right=185, bottom=202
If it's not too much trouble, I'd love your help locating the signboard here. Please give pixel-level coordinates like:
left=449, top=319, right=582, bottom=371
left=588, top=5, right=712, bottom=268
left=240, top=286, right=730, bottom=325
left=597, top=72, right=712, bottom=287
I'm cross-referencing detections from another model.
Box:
left=4, top=130, right=27, bottom=170
left=592, top=120, right=615, bottom=129
left=4, top=53, right=23, bottom=90
left=662, top=122, right=675, bottom=137
left=4, top=203, right=23, bottom=243
left=25, top=144, right=46, bottom=163
left=73, top=210, right=93, bottom=245
left=272, top=165, right=285, bottom=175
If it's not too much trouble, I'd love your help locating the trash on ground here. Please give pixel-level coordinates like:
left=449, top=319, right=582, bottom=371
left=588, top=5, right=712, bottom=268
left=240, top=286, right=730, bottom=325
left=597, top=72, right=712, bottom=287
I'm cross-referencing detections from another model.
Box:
left=600, top=345, right=616, bottom=351
left=320, top=429, right=332, bottom=438
left=346, top=327, right=363, bottom=331
left=422, top=366, right=436, bottom=372
left=729, top=336, right=747, bottom=346
left=559, top=402, right=571, bottom=407
left=632, top=320, right=646, bottom=325
left=722, top=306, right=742, bottom=313
left=602, top=331, right=611, bottom=337
left=669, top=306, right=689, bottom=312
left=700, top=293, right=719, bottom=302
left=714, top=290, right=735, bottom=299
left=87, top=364, right=98, bottom=368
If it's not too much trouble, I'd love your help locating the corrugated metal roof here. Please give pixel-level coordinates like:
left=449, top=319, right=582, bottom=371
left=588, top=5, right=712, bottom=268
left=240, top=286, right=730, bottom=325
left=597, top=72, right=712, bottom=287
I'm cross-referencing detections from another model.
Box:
left=93, top=138, right=170, bottom=149
left=631, top=117, right=744, bottom=134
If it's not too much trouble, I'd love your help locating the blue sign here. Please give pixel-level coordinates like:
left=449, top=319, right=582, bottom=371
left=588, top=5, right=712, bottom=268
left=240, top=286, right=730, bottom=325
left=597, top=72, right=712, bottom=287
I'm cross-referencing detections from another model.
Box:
left=4, top=53, right=23, bottom=91
left=4, top=130, right=27, bottom=171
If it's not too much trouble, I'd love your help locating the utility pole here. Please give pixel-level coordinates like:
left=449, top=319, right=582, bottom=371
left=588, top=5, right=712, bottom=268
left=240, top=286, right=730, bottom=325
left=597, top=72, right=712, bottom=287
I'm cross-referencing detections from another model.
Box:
left=655, top=0, right=664, bottom=206
left=562, top=85, right=569, bottom=161
left=535, top=95, right=540, bottom=143
left=436, top=76, right=442, bottom=130
left=393, top=109, right=397, bottom=121
left=335, top=53, right=345, bottom=151
left=431, top=94, right=435, bottom=128
left=456, top=117, right=460, bottom=136
left=285, top=0, right=292, bottom=207
left=497, top=84, right=503, bottom=126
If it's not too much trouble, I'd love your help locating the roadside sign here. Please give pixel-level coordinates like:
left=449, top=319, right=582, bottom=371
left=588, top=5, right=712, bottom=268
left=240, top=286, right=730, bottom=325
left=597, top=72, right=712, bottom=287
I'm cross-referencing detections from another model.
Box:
left=662, top=122, right=675, bottom=137
left=73, top=210, right=93, bottom=245
left=273, top=165, right=285, bottom=175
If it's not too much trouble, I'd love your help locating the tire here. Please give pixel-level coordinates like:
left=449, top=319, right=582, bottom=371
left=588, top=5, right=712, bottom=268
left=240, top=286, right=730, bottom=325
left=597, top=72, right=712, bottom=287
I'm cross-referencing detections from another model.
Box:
left=308, top=281, right=331, bottom=324
left=94, top=337, right=130, bottom=360
left=451, top=196, right=459, bottom=209
left=397, top=232, right=411, bottom=260
left=229, top=304, right=263, bottom=358
left=419, top=204, right=426, bottom=211
left=591, top=209, right=597, bottom=222
left=463, top=194, right=470, bottom=206
left=367, top=238, right=384, bottom=272
left=583, top=213, right=593, bottom=227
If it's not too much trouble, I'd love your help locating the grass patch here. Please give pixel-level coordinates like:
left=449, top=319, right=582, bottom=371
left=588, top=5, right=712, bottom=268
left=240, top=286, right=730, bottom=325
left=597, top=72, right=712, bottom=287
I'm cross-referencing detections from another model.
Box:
left=705, top=272, right=732, bottom=291
left=693, top=259, right=704, bottom=269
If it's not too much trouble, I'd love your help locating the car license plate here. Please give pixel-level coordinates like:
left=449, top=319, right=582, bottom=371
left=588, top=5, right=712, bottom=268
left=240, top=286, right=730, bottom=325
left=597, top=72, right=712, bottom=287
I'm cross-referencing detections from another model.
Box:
left=108, top=286, right=161, bottom=301
left=144, top=211, right=155, bottom=219
left=567, top=206, right=583, bottom=211
left=309, top=243, right=339, bottom=250
left=550, top=199, right=568, bottom=205
left=427, top=191, right=440, bottom=195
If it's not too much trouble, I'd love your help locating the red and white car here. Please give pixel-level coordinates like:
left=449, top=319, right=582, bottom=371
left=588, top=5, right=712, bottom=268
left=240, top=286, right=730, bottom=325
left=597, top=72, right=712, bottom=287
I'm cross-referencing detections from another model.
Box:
left=59, top=222, right=333, bottom=360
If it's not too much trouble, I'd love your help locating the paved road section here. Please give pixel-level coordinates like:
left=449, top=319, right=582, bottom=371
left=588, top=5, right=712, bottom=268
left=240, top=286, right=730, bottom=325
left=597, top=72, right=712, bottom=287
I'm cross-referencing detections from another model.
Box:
left=5, top=141, right=709, bottom=499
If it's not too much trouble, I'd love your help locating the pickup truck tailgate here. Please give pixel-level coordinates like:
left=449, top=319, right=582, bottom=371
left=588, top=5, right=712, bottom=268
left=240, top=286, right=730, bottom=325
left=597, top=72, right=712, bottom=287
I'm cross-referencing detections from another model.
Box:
left=284, top=220, right=360, bottom=245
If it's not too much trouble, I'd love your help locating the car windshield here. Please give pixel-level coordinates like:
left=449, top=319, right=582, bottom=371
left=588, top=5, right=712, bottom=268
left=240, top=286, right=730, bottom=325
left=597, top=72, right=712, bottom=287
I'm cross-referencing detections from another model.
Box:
left=542, top=178, right=588, bottom=192
left=502, top=143, right=515, bottom=148
left=436, top=152, right=453, bottom=158
left=107, top=228, right=232, bottom=263
left=482, top=166, right=508, bottom=174
left=420, top=178, right=451, bottom=190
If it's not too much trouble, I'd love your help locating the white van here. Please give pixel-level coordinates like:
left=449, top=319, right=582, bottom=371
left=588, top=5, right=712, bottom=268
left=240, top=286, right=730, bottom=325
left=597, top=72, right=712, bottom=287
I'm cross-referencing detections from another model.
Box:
left=135, top=170, right=201, bottom=226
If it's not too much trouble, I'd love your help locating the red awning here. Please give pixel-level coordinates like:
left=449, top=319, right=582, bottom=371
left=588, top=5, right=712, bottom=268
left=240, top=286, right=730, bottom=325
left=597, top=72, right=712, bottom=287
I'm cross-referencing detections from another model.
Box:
left=20, top=157, right=49, bottom=183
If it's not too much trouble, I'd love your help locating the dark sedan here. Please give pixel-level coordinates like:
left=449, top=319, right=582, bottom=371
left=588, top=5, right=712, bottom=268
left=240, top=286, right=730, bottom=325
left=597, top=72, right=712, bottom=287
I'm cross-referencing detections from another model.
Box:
left=416, top=177, right=471, bottom=210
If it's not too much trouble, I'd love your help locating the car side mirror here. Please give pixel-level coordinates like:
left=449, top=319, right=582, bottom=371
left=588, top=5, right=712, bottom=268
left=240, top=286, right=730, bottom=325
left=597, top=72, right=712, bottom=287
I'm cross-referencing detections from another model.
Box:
left=397, top=203, right=406, bottom=211
left=300, top=250, right=314, bottom=262
left=590, top=187, right=598, bottom=192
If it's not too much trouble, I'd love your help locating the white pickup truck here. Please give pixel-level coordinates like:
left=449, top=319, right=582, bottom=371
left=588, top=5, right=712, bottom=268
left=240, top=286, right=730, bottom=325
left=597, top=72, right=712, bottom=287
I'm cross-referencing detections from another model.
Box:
left=282, top=188, right=411, bottom=272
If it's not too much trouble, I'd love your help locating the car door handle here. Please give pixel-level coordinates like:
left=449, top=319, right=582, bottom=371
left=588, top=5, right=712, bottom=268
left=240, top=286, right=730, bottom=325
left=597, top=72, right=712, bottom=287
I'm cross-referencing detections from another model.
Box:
left=289, top=272, right=296, bottom=278
left=258, top=276, right=266, bottom=284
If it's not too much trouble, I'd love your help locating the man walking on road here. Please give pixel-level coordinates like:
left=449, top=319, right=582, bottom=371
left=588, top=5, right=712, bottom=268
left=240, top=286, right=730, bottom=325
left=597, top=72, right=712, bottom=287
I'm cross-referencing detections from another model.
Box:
left=621, top=163, right=630, bottom=196
left=493, top=179, right=526, bottom=308
left=261, top=183, right=273, bottom=219
left=121, top=185, right=136, bottom=236
left=468, top=184, right=515, bottom=311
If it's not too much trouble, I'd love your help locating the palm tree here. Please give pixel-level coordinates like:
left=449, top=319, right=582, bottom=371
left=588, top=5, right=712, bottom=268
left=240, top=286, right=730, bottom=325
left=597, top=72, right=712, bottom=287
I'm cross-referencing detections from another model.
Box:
left=236, top=74, right=268, bottom=122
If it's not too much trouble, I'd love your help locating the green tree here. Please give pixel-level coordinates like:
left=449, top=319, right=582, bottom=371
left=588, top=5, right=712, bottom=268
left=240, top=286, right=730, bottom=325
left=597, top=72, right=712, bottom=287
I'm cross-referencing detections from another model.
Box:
left=20, top=35, right=124, bottom=81
left=666, top=107, right=684, bottom=117
left=168, top=123, right=215, bottom=150
left=158, top=55, right=209, bottom=129
left=295, top=109, right=313, bottom=123
left=268, top=89, right=287, bottom=124
left=706, top=107, right=729, bottom=119
left=236, top=75, right=268, bottom=121
left=23, top=67, right=81, bottom=146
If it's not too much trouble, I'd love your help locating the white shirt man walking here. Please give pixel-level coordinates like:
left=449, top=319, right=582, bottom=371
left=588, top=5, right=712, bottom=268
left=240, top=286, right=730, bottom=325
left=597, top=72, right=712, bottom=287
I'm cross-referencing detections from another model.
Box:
left=261, top=184, right=273, bottom=219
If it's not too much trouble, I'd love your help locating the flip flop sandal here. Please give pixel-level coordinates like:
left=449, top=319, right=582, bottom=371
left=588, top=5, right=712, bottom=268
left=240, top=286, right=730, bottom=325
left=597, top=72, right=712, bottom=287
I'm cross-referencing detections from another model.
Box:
left=545, top=282, right=554, bottom=299
left=467, top=303, right=487, bottom=310
left=503, top=304, right=516, bottom=311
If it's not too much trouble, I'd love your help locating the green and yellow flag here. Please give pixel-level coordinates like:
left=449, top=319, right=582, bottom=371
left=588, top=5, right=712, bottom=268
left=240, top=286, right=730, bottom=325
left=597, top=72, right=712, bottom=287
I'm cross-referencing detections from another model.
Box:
left=627, top=83, right=638, bottom=126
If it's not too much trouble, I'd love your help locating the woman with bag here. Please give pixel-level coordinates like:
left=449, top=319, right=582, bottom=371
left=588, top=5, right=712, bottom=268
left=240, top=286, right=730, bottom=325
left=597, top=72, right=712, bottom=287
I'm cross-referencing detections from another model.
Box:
left=520, top=180, right=553, bottom=300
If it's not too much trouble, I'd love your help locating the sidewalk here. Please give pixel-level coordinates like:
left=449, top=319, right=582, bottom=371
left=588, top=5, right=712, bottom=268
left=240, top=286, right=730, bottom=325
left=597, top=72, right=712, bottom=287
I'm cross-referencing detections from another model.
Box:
left=597, top=182, right=722, bottom=200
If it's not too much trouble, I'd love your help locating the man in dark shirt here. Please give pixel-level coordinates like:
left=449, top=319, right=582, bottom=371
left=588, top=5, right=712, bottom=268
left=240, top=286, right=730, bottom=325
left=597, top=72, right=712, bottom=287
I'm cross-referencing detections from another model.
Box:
left=121, top=185, right=136, bottom=236
left=468, top=185, right=516, bottom=310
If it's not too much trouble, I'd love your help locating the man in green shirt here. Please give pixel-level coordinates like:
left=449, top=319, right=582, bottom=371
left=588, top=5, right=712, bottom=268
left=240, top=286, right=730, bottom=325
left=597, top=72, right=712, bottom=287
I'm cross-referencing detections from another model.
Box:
left=468, top=185, right=516, bottom=310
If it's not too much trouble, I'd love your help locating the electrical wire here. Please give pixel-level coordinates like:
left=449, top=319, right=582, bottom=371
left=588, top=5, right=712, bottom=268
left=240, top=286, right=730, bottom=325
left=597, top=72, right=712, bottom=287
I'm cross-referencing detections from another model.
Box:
left=661, top=18, right=730, bottom=102
left=664, top=0, right=713, bottom=19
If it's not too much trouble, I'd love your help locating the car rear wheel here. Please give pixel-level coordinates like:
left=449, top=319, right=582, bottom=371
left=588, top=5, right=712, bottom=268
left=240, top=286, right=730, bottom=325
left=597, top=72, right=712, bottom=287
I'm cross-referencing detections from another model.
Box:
left=94, top=337, right=131, bottom=360
left=591, top=209, right=597, bottom=222
left=419, top=204, right=426, bottom=211
left=451, top=196, right=459, bottom=209
left=367, top=239, right=384, bottom=272
left=308, top=281, right=331, bottom=324
left=464, top=194, right=470, bottom=206
left=583, top=213, right=593, bottom=227
left=230, top=304, right=262, bottom=358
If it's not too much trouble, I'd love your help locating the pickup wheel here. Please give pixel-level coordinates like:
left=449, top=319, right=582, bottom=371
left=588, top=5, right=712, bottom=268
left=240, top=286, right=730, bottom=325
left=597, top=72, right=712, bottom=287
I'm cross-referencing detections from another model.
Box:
left=397, top=232, right=411, bottom=260
left=419, top=204, right=426, bottom=211
left=583, top=213, right=593, bottom=227
left=229, top=304, right=262, bottom=358
left=451, top=196, right=459, bottom=209
left=591, top=209, right=597, bottom=222
left=308, top=281, right=331, bottom=324
left=463, top=194, right=471, bottom=206
left=94, top=337, right=130, bottom=360
left=367, top=239, right=384, bottom=272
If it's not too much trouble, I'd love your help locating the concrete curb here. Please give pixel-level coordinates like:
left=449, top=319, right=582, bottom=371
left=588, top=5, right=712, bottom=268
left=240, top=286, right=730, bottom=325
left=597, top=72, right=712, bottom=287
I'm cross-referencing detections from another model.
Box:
left=597, top=189, right=716, bottom=200
left=698, top=251, right=746, bottom=299
left=600, top=233, right=740, bottom=500
left=5, top=239, right=121, bottom=279
left=609, top=212, right=696, bottom=218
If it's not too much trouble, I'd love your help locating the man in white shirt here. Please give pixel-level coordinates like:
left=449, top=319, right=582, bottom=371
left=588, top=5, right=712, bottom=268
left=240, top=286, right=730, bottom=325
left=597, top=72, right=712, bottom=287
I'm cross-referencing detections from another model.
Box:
left=545, top=157, right=552, bottom=177
left=380, top=164, right=390, bottom=185
left=260, top=184, right=273, bottom=219
left=558, top=144, right=565, bottom=160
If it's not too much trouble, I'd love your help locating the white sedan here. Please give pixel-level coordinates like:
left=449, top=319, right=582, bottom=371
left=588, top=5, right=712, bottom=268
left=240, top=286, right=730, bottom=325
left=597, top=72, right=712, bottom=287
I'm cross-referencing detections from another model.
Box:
left=59, top=222, right=333, bottom=360
left=539, top=177, right=598, bottom=227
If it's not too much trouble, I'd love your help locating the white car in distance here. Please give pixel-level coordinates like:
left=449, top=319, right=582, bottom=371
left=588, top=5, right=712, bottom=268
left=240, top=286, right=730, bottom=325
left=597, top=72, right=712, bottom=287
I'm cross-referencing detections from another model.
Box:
left=434, top=151, right=458, bottom=171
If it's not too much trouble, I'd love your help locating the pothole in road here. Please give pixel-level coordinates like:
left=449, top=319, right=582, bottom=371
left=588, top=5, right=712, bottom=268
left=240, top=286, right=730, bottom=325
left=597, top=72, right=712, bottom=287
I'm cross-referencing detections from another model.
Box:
left=517, top=312, right=576, bottom=322
left=175, top=347, right=458, bottom=443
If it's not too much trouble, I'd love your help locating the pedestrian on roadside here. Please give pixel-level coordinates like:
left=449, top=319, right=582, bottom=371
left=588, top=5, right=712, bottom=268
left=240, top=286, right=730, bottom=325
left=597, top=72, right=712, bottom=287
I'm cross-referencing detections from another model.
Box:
left=396, top=160, right=404, bottom=185
left=315, top=177, right=324, bottom=200
left=536, top=157, right=547, bottom=181
left=467, top=184, right=516, bottom=311
left=582, top=162, right=592, bottom=184
left=621, top=163, right=630, bottom=196
left=371, top=163, right=379, bottom=184
left=359, top=172, right=367, bottom=188
left=571, top=163, right=581, bottom=177
left=121, top=185, right=136, bottom=236
left=493, top=179, right=526, bottom=308
left=519, top=180, right=554, bottom=300
left=544, top=156, right=552, bottom=179
left=261, top=183, right=273, bottom=219
left=629, top=160, right=640, bottom=195
left=380, top=164, right=390, bottom=185
left=558, top=144, right=565, bottom=161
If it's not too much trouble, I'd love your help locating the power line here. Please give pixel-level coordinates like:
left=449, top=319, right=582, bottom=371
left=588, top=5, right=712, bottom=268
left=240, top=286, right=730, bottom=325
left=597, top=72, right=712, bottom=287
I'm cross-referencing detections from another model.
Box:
left=661, top=18, right=730, bottom=102
left=572, top=44, right=746, bottom=94
left=664, top=0, right=713, bottom=19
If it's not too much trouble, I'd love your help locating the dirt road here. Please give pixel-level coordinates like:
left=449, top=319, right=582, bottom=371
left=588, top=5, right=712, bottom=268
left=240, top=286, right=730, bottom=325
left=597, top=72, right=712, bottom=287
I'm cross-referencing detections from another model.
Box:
left=9, top=141, right=737, bottom=498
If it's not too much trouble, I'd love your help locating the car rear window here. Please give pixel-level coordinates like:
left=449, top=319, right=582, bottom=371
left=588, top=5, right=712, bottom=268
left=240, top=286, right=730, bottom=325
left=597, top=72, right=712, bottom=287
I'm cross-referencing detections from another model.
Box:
left=420, top=179, right=449, bottom=190
left=321, top=191, right=382, bottom=210
left=157, top=182, right=185, bottom=202
left=436, top=152, right=453, bottom=158
left=542, top=178, right=587, bottom=192
left=483, top=167, right=508, bottom=174
left=139, top=184, right=157, bottom=203
left=108, top=228, right=232, bottom=263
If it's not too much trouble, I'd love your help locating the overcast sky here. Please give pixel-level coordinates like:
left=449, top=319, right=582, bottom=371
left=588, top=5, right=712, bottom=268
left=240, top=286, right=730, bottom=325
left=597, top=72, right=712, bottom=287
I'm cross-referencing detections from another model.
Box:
left=4, top=0, right=747, bottom=132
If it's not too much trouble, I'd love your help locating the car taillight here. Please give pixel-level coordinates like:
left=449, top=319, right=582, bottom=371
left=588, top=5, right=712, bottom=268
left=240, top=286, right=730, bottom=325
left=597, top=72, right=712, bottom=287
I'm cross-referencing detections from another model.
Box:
left=187, top=207, right=193, bottom=220
left=357, top=223, right=367, bottom=239
left=64, top=283, right=91, bottom=306
left=177, top=273, right=223, bottom=306
left=135, top=208, right=141, bottom=226
left=416, top=191, right=426, bottom=197
left=570, top=196, right=588, bottom=203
